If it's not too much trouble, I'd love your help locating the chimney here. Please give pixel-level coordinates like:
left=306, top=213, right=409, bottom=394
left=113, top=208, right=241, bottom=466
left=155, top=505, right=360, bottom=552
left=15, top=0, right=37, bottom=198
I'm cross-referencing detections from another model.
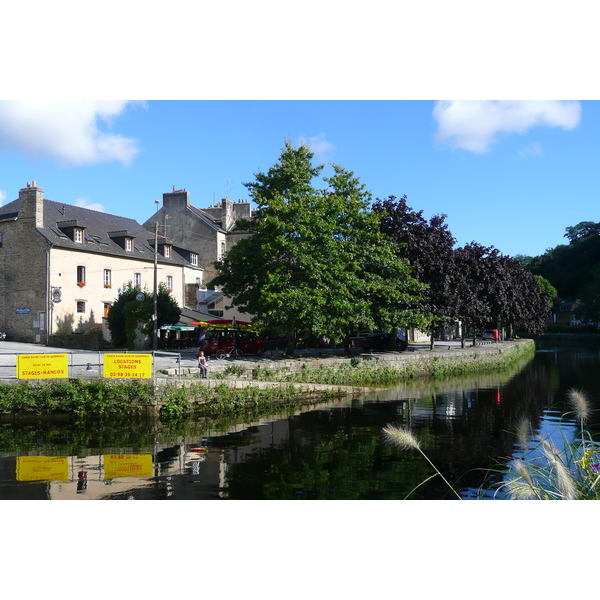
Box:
left=221, top=197, right=234, bottom=230
left=19, top=183, right=44, bottom=228
left=163, top=188, right=190, bottom=211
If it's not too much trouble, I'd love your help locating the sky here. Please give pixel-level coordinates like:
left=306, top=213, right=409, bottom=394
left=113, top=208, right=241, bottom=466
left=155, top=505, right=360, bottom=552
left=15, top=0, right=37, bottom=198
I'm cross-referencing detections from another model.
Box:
left=0, top=99, right=597, bottom=258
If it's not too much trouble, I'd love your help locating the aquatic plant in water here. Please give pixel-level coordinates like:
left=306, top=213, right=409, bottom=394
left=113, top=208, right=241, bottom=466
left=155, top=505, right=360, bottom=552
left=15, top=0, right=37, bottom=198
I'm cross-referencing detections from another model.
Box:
left=494, top=388, right=600, bottom=500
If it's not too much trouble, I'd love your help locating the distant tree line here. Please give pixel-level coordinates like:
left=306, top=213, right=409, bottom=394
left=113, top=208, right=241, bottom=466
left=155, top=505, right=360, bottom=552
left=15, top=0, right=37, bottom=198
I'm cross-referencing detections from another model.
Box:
left=521, top=220, right=600, bottom=324
left=210, top=142, right=551, bottom=354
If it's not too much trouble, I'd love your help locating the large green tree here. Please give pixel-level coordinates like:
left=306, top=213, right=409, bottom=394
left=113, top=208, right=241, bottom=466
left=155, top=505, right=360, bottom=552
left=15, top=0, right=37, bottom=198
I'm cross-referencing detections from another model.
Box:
left=210, top=142, right=426, bottom=355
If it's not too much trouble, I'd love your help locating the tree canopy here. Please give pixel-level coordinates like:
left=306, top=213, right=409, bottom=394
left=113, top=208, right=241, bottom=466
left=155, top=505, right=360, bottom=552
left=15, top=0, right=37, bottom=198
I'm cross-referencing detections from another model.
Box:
left=210, top=142, right=426, bottom=354
left=107, top=283, right=181, bottom=348
left=373, top=195, right=457, bottom=348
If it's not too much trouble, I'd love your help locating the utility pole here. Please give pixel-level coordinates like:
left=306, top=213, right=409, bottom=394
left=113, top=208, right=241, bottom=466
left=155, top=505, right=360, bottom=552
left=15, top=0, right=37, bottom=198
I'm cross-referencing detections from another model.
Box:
left=153, top=200, right=159, bottom=351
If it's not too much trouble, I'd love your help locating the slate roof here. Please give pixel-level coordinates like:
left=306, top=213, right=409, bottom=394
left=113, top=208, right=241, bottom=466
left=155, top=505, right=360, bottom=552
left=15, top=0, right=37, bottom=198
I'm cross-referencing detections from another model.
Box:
left=0, top=197, right=201, bottom=269
left=187, top=205, right=227, bottom=232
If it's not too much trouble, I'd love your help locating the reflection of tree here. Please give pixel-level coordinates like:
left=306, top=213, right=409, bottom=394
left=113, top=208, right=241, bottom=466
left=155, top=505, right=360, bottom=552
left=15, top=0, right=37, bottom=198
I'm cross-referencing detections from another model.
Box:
left=221, top=349, right=566, bottom=499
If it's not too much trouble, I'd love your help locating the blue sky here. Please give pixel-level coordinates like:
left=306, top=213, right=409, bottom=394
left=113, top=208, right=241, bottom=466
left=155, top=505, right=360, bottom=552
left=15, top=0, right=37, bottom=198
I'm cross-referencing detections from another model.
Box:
left=0, top=99, right=595, bottom=258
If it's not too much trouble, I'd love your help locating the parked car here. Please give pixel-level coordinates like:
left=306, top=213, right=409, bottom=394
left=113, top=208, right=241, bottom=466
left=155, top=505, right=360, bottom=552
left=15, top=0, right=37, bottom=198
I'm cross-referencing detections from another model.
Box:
left=203, top=329, right=267, bottom=356
left=481, top=329, right=496, bottom=340
left=362, top=332, right=408, bottom=352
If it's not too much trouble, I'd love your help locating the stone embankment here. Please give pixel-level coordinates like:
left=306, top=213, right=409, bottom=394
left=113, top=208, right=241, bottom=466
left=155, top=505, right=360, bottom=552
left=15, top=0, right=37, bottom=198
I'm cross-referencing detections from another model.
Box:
left=157, top=338, right=535, bottom=394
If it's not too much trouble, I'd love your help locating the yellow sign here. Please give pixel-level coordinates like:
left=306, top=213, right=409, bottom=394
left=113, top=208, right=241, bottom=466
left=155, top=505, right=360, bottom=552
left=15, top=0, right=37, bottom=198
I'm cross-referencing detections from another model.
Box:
left=16, top=456, right=69, bottom=481
left=103, top=353, right=153, bottom=379
left=16, top=353, right=68, bottom=379
left=104, top=454, right=154, bottom=479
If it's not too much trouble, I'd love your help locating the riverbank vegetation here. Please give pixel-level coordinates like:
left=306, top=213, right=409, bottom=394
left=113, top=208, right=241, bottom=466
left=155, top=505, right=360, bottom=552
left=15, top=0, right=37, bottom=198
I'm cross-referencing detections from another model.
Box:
left=249, top=340, right=535, bottom=385
left=0, top=378, right=345, bottom=430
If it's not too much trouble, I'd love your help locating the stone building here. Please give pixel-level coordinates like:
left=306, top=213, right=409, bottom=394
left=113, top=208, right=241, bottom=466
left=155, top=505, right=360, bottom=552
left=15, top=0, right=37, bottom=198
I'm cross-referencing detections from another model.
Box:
left=0, top=184, right=204, bottom=344
left=142, top=187, right=254, bottom=322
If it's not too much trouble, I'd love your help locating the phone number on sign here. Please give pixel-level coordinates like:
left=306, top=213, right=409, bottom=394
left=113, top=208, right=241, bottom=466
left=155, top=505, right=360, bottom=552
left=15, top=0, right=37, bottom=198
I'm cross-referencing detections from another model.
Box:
left=108, top=371, right=147, bottom=378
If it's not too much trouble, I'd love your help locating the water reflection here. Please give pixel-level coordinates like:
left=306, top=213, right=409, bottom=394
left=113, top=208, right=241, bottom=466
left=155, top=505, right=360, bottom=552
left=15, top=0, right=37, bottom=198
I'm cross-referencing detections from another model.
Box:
left=1, top=338, right=598, bottom=499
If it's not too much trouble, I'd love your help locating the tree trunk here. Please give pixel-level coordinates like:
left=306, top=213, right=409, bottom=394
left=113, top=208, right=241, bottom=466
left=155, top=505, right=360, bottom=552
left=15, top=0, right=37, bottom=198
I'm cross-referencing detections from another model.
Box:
left=385, top=328, right=395, bottom=352
left=430, top=329, right=435, bottom=351
left=286, top=330, right=295, bottom=356
left=343, top=335, right=353, bottom=354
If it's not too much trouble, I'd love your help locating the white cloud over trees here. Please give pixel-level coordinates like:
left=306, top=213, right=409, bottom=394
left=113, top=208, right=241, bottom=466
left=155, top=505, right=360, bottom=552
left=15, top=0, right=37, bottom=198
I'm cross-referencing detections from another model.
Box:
left=298, top=132, right=335, bottom=162
left=433, top=101, right=581, bottom=153
left=0, top=101, right=141, bottom=166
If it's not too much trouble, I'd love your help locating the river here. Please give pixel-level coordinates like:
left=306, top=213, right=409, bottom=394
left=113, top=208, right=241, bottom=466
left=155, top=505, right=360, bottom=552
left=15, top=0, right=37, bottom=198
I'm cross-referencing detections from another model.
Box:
left=1, top=338, right=597, bottom=500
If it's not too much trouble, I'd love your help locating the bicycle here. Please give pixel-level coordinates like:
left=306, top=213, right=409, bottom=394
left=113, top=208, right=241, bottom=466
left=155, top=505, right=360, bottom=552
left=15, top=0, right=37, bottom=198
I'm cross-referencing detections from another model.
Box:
left=215, top=345, right=244, bottom=360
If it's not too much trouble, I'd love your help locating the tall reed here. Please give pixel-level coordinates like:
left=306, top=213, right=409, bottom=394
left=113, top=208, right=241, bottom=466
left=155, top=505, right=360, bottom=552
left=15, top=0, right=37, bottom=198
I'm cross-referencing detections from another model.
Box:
left=382, top=424, right=462, bottom=500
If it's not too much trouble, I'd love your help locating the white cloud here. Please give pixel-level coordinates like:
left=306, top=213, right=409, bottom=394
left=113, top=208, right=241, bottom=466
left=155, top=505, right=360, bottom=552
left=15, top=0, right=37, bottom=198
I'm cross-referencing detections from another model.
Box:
left=519, top=141, right=543, bottom=157
left=298, top=132, right=335, bottom=162
left=433, top=101, right=581, bottom=153
left=0, top=190, right=6, bottom=205
left=75, top=197, right=106, bottom=212
left=0, top=101, right=141, bottom=166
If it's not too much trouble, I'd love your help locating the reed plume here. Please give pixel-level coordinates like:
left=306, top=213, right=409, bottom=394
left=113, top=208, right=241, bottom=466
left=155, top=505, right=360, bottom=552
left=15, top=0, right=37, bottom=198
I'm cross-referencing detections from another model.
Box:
left=515, top=417, right=531, bottom=450
left=567, top=388, right=591, bottom=425
left=382, top=423, right=462, bottom=500
left=540, top=438, right=578, bottom=500
left=382, top=424, right=421, bottom=451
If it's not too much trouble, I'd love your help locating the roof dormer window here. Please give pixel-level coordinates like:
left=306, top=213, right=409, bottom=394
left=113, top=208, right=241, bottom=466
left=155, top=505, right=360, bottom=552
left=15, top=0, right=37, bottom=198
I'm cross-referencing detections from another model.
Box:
left=108, top=230, right=135, bottom=251
left=57, top=220, right=85, bottom=243
left=164, top=244, right=171, bottom=258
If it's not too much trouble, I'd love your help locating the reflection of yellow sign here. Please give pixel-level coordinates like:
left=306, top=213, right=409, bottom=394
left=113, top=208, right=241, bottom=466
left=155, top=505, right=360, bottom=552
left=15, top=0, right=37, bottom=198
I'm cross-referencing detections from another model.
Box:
left=103, top=354, right=153, bottom=379
left=16, top=354, right=68, bottom=379
left=16, top=456, right=69, bottom=481
left=104, top=454, right=153, bottom=479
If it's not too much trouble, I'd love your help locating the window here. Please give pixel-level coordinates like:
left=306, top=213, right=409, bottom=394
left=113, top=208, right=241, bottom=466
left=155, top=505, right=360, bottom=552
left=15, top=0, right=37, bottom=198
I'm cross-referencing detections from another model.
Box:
left=103, top=269, right=112, bottom=288
left=190, top=253, right=198, bottom=266
left=103, top=303, right=111, bottom=318
left=166, top=275, right=173, bottom=291
left=77, top=265, right=86, bottom=286
left=220, top=241, right=225, bottom=258
left=164, top=245, right=171, bottom=258
left=74, top=228, right=83, bottom=243
left=125, top=238, right=133, bottom=252
left=76, top=301, right=86, bottom=314
left=134, top=272, right=141, bottom=288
